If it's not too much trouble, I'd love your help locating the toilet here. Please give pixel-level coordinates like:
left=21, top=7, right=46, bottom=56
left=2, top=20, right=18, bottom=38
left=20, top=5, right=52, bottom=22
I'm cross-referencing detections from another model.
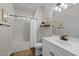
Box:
left=30, top=41, right=42, bottom=56
left=34, top=43, right=42, bottom=56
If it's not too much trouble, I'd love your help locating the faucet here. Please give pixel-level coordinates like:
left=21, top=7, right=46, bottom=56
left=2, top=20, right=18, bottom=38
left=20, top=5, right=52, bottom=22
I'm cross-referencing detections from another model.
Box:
left=60, top=31, right=69, bottom=41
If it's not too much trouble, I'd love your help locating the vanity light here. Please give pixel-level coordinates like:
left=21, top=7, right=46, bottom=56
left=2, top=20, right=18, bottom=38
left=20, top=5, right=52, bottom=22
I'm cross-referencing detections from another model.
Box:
left=54, top=7, right=62, bottom=12
left=61, top=3, right=68, bottom=9
left=55, top=7, right=58, bottom=11
left=58, top=8, right=61, bottom=12
left=63, top=4, right=68, bottom=9
left=61, top=3, right=65, bottom=8
left=61, top=3, right=65, bottom=6
left=52, top=7, right=58, bottom=12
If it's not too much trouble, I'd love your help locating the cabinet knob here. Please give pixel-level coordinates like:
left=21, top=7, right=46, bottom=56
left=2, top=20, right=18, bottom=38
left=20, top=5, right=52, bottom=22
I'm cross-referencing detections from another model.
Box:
left=50, top=52, right=54, bottom=56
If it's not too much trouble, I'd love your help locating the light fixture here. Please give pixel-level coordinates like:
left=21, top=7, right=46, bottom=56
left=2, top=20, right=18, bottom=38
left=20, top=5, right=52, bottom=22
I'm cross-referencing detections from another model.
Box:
left=56, top=3, right=61, bottom=6
left=4, top=15, right=8, bottom=18
left=58, top=8, right=61, bottom=12
left=61, top=3, right=65, bottom=6
left=53, top=7, right=58, bottom=11
left=55, top=7, right=58, bottom=11
left=64, top=4, right=68, bottom=9
left=61, top=3, right=68, bottom=9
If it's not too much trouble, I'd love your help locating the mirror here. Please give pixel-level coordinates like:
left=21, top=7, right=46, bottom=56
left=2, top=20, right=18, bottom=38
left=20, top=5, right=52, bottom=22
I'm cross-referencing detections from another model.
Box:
left=52, top=3, right=79, bottom=39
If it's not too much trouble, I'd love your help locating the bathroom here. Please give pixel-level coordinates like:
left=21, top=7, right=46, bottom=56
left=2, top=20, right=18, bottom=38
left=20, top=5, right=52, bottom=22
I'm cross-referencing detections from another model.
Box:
left=0, top=2, right=79, bottom=56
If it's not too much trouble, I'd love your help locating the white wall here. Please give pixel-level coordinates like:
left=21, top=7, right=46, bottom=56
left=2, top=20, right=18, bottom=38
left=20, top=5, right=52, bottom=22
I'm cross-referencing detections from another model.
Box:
left=0, top=3, right=14, bottom=55
left=54, top=5, right=79, bottom=39
left=14, top=9, right=33, bottom=18
left=37, top=5, right=54, bottom=42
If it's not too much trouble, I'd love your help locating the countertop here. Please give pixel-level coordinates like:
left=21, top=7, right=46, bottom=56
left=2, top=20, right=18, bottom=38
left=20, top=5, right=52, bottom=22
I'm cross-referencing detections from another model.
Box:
left=43, top=35, right=79, bottom=56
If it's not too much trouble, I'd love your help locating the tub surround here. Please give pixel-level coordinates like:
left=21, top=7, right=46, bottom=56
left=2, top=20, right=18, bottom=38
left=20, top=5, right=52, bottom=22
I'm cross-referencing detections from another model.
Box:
left=43, top=35, right=79, bottom=56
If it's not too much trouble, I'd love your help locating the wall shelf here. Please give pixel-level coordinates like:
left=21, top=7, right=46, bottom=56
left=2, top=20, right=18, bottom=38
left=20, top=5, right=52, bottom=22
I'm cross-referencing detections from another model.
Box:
left=40, top=24, right=50, bottom=27
left=0, top=21, right=10, bottom=27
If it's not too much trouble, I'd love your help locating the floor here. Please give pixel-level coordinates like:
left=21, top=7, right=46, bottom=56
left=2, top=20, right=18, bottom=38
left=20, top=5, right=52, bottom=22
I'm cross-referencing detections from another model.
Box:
left=10, top=48, right=35, bottom=56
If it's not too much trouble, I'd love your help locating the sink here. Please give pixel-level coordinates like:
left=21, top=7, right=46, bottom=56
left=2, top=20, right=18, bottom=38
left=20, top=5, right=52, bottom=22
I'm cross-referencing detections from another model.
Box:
left=44, top=35, right=79, bottom=47
left=43, top=35, right=79, bottom=55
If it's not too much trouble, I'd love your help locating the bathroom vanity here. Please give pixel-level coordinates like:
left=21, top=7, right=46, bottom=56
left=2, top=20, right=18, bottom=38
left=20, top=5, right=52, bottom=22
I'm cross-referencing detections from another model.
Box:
left=43, top=36, right=79, bottom=56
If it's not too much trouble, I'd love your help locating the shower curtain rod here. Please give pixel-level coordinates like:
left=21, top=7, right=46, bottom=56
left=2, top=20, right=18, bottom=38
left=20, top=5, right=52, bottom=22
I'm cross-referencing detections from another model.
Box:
left=10, top=14, right=38, bottom=20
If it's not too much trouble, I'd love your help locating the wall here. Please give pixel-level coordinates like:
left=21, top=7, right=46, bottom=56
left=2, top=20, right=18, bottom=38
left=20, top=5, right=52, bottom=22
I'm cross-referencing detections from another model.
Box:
left=0, top=3, right=14, bottom=55
left=37, top=5, right=54, bottom=42
left=54, top=5, right=79, bottom=39
left=14, top=9, right=33, bottom=18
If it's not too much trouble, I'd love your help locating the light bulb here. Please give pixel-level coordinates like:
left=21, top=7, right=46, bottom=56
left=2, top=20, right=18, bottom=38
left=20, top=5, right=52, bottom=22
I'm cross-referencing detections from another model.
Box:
left=4, top=15, right=8, bottom=18
left=64, top=4, right=68, bottom=9
left=61, top=3, right=65, bottom=8
left=61, top=3, right=68, bottom=9
left=58, top=8, right=61, bottom=12
left=55, top=7, right=58, bottom=11
left=61, top=3, right=65, bottom=6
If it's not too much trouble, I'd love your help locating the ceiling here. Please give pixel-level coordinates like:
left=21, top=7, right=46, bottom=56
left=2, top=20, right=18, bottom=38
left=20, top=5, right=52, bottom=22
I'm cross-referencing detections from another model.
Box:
left=13, top=3, right=56, bottom=13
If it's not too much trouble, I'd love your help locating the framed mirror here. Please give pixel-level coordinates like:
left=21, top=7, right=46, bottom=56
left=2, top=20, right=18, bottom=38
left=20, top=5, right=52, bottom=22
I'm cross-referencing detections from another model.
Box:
left=0, top=8, right=10, bottom=26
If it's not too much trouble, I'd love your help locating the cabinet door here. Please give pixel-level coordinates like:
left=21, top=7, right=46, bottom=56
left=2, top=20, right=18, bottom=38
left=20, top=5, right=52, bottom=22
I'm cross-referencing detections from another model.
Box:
left=43, top=44, right=55, bottom=56
left=53, top=45, right=75, bottom=56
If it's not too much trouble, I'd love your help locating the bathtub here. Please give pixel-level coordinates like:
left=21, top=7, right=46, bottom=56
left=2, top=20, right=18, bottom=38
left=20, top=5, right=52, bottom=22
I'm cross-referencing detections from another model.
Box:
left=10, top=41, right=31, bottom=53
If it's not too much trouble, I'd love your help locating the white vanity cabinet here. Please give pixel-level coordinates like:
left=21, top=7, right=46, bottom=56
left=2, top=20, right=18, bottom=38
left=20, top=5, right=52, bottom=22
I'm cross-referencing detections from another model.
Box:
left=43, top=39, right=75, bottom=56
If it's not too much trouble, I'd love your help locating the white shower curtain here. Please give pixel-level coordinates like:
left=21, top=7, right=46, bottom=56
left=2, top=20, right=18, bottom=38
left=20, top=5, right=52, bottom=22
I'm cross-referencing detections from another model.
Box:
left=30, top=19, right=38, bottom=47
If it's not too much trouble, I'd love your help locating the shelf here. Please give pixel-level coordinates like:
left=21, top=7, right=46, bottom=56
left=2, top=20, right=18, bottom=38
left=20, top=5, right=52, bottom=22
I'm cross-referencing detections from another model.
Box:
left=40, top=25, right=50, bottom=27
left=0, top=21, right=10, bottom=27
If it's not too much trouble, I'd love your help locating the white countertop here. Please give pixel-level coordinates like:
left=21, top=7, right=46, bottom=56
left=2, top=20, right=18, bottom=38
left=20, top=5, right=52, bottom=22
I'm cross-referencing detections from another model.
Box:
left=43, top=35, right=79, bottom=56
